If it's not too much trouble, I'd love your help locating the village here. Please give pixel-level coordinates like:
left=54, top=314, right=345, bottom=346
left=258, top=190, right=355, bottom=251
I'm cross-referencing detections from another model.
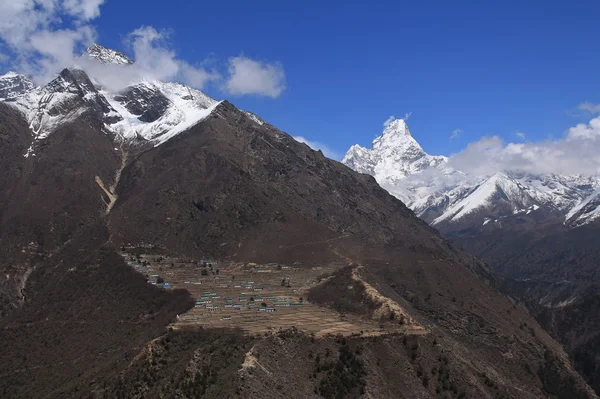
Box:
left=121, top=249, right=425, bottom=337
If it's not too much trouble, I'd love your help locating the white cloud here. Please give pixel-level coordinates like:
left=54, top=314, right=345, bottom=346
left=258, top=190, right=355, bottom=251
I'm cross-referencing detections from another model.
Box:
left=126, top=26, right=179, bottom=79
left=0, top=2, right=282, bottom=99
left=450, top=129, right=462, bottom=140
left=225, top=56, right=286, bottom=98
left=383, top=115, right=396, bottom=128
left=447, top=116, right=600, bottom=177
left=180, top=61, right=219, bottom=89
left=578, top=102, right=600, bottom=115
left=515, top=131, right=526, bottom=140
left=0, top=15, right=220, bottom=92
left=69, top=26, right=220, bottom=92
left=294, top=136, right=339, bottom=160
left=567, top=117, right=600, bottom=140
left=63, top=0, right=105, bottom=21
left=0, top=0, right=103, bottom=83
left=404, top=112, right=412, bottom=121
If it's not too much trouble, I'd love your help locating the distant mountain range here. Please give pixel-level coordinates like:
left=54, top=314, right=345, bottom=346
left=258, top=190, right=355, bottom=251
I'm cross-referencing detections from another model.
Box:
left=343, top=120, right=600, bottom=231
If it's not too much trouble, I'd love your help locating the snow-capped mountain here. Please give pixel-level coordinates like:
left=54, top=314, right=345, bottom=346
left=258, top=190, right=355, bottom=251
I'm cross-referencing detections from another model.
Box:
left=10, top=67, right=122, bottom=143
left=431, top=172, right=539, bottom=225
left=0, top=72, right=35, bottom=101
left=342, top=119, right=449, bottom=186
left=1, top=44, right=226, bottom=153
left=565, top=189, right=600, bottom=227
left=102, top=80, right=220, bottom=146
left=85, top=43, right=133, bottom=65
left=342, top=119, right=465, bottom=212
left=342, top=120, right=600, bottom=229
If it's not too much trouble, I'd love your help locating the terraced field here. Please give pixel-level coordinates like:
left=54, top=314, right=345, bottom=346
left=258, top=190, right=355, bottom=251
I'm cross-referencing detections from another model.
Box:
left=121, top=251, right=425, bottom=337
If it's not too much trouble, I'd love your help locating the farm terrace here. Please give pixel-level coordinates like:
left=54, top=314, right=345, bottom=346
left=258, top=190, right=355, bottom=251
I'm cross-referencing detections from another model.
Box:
left=121, top=250, right=424, bottom=337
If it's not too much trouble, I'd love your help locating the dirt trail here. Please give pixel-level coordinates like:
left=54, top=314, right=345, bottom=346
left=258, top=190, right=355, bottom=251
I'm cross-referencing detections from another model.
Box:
left=352, top=266, right=425, bottom=331
left=239, top=346, right=272, bottom=376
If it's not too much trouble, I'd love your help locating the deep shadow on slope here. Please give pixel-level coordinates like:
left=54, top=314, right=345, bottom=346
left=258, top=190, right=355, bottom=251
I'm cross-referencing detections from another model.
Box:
left=508, top=281, right=600, bottom=395
left=0, top=224, right=193, bottom=398
left=451, top=218, right=600, bottom=394
left=107, top=327, right=253, bottom=399
left=451, top=220, right=600, bottom=282
left=0, top=103, right=123, bottom=318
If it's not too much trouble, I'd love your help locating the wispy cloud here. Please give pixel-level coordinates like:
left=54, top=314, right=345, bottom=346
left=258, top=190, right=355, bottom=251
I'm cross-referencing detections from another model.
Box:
left=515, top=131, right=526, bottom=140
left=384, top=112, right=411, bottom=128
left=383, top=115, right=396, bottom=128
left=294, top=136, right=340, bottom=160
left=450, top=129, right=462, bottom=140
left=63, top=0, right=105, bottom=20
left=224, top=56, right=286, bottom=98
left=578, top=102, right=600, bottom=115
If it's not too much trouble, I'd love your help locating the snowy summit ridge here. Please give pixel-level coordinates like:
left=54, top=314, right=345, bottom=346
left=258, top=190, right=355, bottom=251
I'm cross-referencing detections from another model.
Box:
left=342, top=119, right=449, bottom=187
left=84, top=43, right=134, bottom=65
left=0, top=71, right=35, bottom=101
left=1, top=44, right=224, bottom=153
left=342, top=121, right=600, bottom=228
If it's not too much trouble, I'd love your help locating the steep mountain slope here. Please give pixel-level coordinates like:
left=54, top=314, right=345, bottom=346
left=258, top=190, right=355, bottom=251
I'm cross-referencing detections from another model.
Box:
left=0, top=71, right=35, bottom=101
left=0, top=49, right=596, bottom=397
left=566, top=190, right=600, bottom=227
left=108, top=102, right=479, bottom=268
left=103, top=80, right=220, bottom=145
left=85, top=43, right=134, bottom=65
left=342, top=119, right=449, bottom=187
left=432, top=172, right=539, bottom=227
left=343, top=118, right=600, bottom=394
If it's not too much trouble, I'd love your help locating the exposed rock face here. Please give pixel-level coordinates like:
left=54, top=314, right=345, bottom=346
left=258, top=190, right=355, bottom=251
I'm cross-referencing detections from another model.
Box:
left=566, top=189, right=600, bottom=227
left=113, top=83, right=172, bottom=123
left=0, top=72, right=35, bottom=101
left=85, top=43, right=134, bottom=65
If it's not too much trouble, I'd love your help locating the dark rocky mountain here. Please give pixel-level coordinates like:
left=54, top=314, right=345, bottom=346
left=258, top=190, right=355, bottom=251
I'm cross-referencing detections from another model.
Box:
left=453, top=219, right=600, bottom=394
left=113, top=83, right=172, bottom=123
left=0, top=60, right=597, bottom=398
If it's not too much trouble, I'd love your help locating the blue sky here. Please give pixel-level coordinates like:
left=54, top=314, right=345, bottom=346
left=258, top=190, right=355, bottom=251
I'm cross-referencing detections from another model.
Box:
left=1, top=0, right=600, bottom=161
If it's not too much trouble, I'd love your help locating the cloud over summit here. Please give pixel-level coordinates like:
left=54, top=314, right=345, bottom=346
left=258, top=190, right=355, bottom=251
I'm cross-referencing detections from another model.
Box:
left=448, top=115, right=600, bottom=177
left=0, top=1, right=286, bottom=98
